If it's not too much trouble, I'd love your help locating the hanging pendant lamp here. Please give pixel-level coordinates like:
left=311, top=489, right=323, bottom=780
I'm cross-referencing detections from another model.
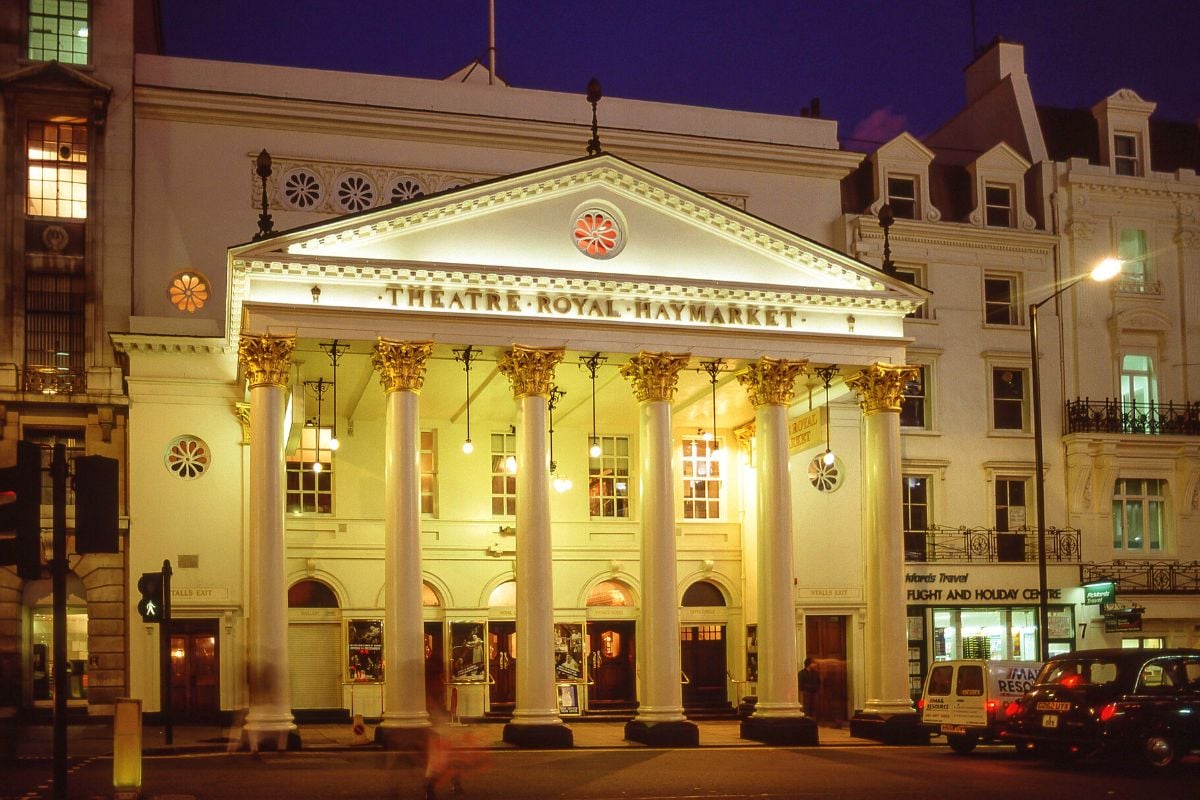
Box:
left=453, top=346, right=480, bottom=454
left=814, top=365, right=839, bottom=466
left=580, top=353, right=606, bottom=458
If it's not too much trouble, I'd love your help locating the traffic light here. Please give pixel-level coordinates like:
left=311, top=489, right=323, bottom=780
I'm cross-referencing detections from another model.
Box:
left=74, top=455, right=119, bottom=554
left=137, top=572, right=164, bottom=623
left=0, top=440, right=44, bottom=580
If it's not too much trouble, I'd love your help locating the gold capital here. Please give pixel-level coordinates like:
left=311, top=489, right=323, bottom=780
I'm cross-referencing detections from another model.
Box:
left=621, top=352, right=691, bottom=402
left=238, top=334, right=295, bottom=389
left=234, top=401, right=251, bottom=445
left=737, top=357, right=808, bottom=407
left=846, top=362, right=918, bottom=415
left=497, top=345, right=564, bottom=398
left=372, top=339, right=434, bottom=394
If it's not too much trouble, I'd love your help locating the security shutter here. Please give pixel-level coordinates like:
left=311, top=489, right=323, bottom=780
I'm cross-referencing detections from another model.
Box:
left=288, top=623, right=342, bottom=709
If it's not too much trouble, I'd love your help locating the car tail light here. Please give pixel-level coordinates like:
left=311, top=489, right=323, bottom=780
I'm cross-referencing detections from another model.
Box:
left=1060, top=674, right=1082, bottom=688
left=1099, top=703, right=1118, bottom=722
left=917, top=698, right=924, bottom=711
left=986, top=700, right=997, bottom=712
left=1004, top=701, right=1021, bottom=718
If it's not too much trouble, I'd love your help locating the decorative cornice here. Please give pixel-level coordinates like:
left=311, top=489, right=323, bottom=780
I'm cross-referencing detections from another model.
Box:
left=737, top=357, right=808, bottom=406
left=371, top=338, right=433, bottom=393
left=110, top=333, right=230, bottom=355
left=237, top=334, right=295, bottom=389
left=497, top=345, right=564, bottom=398
left=620, top=352, right=691, bottom=403
left=847, top=362, right=918, bottom=415
left=849, top=215, right=1056, bottom=256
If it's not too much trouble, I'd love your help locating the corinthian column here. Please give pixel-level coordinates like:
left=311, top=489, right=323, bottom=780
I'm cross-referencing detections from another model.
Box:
left=371, top=339, right=434, bottom=749
left=496, top=345, right=573, bottom=748
left=238, top=333, right=299, bottom=750
left=737, top=357, right=819, bottom=745
left=846, top=362, right=922, bottom=743
left=620, top=352, right=699, bottom=747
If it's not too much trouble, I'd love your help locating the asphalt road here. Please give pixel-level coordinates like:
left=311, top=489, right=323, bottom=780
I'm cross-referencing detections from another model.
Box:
left=6, top=744, right=1198, bottom=800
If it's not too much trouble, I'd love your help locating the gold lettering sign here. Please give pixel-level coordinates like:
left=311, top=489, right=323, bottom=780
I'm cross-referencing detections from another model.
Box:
left=787, top=408, right=823, bottom=451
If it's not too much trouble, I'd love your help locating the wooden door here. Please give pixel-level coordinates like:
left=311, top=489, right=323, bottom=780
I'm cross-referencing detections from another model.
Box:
left=804, top=615, right=848, bottom=725
left=680, top=624, right=728, bottom=710
left=168, top=619, right=220, bottom=722
left=586, top=621, right=636, bottom=710
left=424, top=621, right=446, bottom=714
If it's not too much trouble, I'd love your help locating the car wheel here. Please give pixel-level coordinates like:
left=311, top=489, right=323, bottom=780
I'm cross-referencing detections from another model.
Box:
left=1141, top=734, right=1177, bottom=769
left=947, top=734, right=977, bottom=755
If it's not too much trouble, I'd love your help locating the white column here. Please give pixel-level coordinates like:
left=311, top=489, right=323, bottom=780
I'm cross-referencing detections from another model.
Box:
left=621, top=352, right=691, bottom=724
left=497, top=346, right=569, bottom=739
left=373, top=340, right=434, bottom=740
left=238, top=334, right=298, bottom=747
left=849, top=363, right=917, bottom=716
left=738, top=358, right=806, bottom=718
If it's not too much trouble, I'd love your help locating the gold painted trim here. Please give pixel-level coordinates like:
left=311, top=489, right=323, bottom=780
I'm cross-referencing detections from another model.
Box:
left=846, top=362, right=918, bottom=415
left=620, top=352, right=691, bottom=403
left=238, top=334, right=295, bottom=389
left=371, top=339, right=434, bottom=394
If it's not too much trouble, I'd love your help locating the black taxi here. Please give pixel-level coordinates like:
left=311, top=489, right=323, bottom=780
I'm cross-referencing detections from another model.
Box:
left=1003, top=648, right=1200, bottom=768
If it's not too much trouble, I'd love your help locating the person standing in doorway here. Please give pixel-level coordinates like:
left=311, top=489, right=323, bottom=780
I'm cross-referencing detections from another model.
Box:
left=799, top=657, right=821, bottom=720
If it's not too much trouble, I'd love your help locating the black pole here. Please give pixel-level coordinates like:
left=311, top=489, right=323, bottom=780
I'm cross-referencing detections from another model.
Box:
left=51, top=444, right=68, bottom=800
left=162, top=559, right=173, bottom=745
left=1030, top=303, right=1050, bottom=662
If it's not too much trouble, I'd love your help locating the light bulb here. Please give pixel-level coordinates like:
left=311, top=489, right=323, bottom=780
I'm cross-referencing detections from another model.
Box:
left=462, top=438, right=474, bottom=454
left=505, top=455, right=518, bottom=474
left=711, top=443, right=721, bottom=459
left=328, top=437, right=340, bottom=451
left=703, top=429, right=713, bottom=441
left=312, top=461, right=323, bottom=473
left=553, top=476, right=572, bottom=493
left=589, top=440, right=602, bottom=458
left=822, top=449, right=835, bottom=466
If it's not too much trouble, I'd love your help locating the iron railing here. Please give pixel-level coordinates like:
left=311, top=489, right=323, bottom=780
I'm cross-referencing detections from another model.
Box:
left=904, top=525, right=1080, bottom=564
left=22, top=365, right=86, bottom=395
left=1081, top=561, right=1200, bottom=594
left=1065, top=398, right=1200, bottom=436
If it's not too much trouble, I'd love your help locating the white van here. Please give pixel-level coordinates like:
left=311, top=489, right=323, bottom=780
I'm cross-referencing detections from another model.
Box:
left=919, top=659, right=1041, bottom=753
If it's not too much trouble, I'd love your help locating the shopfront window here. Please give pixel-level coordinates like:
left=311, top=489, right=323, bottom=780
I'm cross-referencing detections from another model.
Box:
left=32, top=606, right=89, bottom=702
left=932, top=607, right=1040, bottom=661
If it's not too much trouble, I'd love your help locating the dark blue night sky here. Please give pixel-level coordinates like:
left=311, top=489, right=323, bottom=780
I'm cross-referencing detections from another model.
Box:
left=159, top=0, right=1199, bottom=149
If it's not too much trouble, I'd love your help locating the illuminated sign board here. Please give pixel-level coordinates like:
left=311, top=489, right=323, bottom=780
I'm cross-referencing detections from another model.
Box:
left=1082, top=580, right=1116, bottom=605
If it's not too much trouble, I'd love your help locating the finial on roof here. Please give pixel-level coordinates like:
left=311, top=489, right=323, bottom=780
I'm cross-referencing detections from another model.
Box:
left=586, top=78, right=603, bottom=156
left=253, top=149, right=275, bottom=240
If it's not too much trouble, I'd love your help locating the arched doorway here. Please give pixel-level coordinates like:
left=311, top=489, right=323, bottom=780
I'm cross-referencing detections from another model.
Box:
left=680, top=579, right=729, bottom=712
left=486, top=580, right=516, bottom=714
left=585, top=579, right=637, bottom=712
left=287, top=578, right=342, bottom=716
left=422, top=582, right=446, bottom=714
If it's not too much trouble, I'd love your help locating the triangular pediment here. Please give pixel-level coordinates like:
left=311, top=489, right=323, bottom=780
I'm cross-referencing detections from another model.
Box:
left=230, top=153, right=926, bottom=342
left=973, top=142, right=1031, bottom=175
left=0, top=60, right=111, bottom=95
left=873, top=132, right=935, bottom=166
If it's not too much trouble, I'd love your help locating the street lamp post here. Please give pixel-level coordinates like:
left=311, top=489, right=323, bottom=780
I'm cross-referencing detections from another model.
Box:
left=1030, top=258, right=1121, bottom=660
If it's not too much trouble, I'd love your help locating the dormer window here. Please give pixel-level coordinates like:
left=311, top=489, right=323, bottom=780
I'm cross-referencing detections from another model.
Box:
left=887, top=176, right=917, bottom=220
left=1114, top=133, right=1140, bottom=176
left=984, top=185, right=1013, bottom=228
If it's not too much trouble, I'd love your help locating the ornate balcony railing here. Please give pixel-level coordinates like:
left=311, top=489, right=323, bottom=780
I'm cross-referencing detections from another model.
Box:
left=1065, top=397, right=1200, bottom=436
left=22, top=365, right=86, bottom=395
left=904, top=525, right=1080, bottom=564
left=1081, top=561, right=1200, bottom=594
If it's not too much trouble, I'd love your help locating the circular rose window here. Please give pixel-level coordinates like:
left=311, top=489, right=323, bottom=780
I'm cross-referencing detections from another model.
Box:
left=808, top=454, right=843, bottom=493
left=572, top=208, right=624, bottom=259
left=168, top=271, right=210, bottom=313
left=165, top=436, right=210, bottom=480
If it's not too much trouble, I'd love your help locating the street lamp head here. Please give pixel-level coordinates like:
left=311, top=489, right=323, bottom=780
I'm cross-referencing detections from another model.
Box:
left=1090, top=257, right=1122, bottom=282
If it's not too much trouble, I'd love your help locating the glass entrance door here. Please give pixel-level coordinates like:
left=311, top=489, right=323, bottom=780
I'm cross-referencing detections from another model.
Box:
left=487, top=621, right=516, bottom=713
left=680, top=624, right=728, bottom=710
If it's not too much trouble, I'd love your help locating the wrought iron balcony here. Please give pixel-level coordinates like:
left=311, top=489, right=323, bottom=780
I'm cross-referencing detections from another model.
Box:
left=22, top=365, right=87, bottom=396
left=1081, top=561, right=1200, bottom=594
left=904, top=525, right=1080, bottom=564
left=1065, top=397, right=1200, bottom=436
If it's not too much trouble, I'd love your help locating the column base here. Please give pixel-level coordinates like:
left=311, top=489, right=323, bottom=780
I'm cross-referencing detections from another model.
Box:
left=848, top=711, right=929, bottom=744
left=239, top=728, right=301, bottom=751
left=624, top=719, right=699, bottom=747
left=502, top=722, right=573, bottom=748
left=375, top=725, right=430, bottom=750
left=740, top=715, right=819, bottom=746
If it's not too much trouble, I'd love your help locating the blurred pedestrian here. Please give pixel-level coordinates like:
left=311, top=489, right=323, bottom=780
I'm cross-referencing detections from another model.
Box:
left=799, top=657, right=821, bottom=720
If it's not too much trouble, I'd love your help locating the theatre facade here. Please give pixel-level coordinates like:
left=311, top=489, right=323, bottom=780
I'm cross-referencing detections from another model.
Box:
left=115, top=146, right=929, bottom=744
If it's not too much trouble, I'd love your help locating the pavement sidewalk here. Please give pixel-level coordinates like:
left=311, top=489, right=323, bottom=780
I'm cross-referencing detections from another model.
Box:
left=4, top=718, right=880, bottom=759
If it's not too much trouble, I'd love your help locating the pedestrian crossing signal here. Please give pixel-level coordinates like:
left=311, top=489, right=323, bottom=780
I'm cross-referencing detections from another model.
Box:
left=137, top=572, right=164, bottom=623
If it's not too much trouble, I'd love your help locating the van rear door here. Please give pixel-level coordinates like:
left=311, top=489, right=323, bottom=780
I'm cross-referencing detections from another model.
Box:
left=952, top=663, right=987, bottom=727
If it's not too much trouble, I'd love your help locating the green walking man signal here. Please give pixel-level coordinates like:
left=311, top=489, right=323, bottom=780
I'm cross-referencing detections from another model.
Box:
left=137, top=571, right=165, bottom=623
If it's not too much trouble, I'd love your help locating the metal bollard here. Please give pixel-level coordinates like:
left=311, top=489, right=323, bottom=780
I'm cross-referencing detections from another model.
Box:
left=113, top=697, right=142, bottom=799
